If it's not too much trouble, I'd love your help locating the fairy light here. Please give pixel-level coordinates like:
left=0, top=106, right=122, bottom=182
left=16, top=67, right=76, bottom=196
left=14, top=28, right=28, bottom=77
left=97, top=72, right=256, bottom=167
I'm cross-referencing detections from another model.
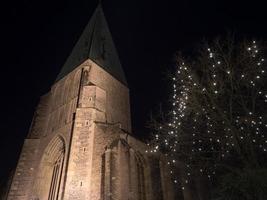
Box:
left=146, top=39, right=267, bottom=191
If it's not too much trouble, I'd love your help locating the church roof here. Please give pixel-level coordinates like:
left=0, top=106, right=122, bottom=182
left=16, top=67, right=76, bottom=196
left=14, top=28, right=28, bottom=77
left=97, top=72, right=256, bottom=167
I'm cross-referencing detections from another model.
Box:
left=55, top=4, right=127, bottom=86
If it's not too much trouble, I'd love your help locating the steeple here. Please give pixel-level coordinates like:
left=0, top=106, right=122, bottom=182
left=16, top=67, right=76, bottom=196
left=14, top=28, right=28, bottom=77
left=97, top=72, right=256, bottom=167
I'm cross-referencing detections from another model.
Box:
left=56, top=4, right=127, bottom=86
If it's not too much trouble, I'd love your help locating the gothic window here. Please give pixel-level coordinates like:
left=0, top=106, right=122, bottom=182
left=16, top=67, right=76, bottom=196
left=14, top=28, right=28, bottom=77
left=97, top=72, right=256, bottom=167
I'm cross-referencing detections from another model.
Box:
left=82, top=70, right=89, bottom=86
left=48, top=151, right=64, bottom=200
left=136, top=153, right=147, bottom=200
left=102, top=140, right=147, bottom=200
left=34, top=136, right=65, bottom=200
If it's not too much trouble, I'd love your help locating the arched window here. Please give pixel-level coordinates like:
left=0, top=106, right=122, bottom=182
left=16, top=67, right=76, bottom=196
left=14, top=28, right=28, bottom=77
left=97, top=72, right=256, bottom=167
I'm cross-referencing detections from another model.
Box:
left=33, top=136, right=65, bottom=200
left=102, top=139, right=148, bottom=200
left=48, top=149, right=65, bottom=200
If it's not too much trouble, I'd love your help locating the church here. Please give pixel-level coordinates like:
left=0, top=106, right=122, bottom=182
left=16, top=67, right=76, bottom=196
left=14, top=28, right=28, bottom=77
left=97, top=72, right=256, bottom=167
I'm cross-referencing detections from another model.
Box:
left=6, top=4, right=176, bottom=200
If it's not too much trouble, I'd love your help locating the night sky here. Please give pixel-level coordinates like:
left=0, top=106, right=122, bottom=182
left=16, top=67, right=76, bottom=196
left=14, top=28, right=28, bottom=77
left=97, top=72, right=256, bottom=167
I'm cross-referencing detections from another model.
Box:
left=1, top=0, right=267, bottom=184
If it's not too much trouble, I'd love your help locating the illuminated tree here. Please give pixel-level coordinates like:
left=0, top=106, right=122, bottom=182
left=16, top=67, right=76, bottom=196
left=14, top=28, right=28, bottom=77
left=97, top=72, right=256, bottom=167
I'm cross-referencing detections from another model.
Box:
left=147, top=37, right=267, bottom=198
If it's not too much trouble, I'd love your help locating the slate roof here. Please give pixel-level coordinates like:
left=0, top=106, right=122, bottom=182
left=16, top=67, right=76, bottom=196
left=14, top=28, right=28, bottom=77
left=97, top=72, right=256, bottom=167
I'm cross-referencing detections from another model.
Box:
left=55, top=4, right=127, bottom=86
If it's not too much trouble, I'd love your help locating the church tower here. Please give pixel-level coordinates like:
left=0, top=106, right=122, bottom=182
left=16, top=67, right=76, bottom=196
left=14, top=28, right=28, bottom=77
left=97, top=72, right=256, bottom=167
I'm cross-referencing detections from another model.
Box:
left=7, top=4, right=175, bottom=200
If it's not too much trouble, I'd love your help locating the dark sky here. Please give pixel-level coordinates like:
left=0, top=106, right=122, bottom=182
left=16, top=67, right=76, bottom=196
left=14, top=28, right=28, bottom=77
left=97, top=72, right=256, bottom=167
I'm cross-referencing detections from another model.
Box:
left=1, top=0, right=267, bottom=183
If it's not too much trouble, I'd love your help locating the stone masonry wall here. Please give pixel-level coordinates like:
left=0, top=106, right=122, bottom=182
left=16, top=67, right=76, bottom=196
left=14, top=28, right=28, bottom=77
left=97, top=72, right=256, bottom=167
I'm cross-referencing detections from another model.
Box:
left=7, top=139, right=40, bottom=200
left=7, top=59, right=176, bottom=200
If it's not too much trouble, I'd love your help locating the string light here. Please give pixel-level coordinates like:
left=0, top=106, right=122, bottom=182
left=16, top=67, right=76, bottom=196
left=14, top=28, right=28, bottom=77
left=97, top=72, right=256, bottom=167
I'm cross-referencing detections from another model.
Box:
left=146, top=39, right=267, bottom=191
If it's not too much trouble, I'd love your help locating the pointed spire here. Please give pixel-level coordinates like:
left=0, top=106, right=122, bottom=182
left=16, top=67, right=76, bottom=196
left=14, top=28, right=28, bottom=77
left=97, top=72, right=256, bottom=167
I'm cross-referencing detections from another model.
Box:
left=56, top=4, right=127, bottom=86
